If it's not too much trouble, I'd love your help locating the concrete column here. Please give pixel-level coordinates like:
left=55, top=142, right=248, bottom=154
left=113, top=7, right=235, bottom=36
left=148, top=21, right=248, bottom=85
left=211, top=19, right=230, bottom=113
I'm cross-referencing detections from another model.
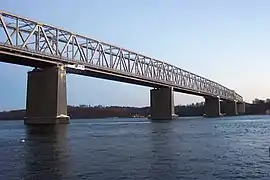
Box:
left=221, top=100, right=237, bottom=116
left=24, top=65, right=70, bottom=125
left=237, top=102, right=245, bottom=115
left=150, top=87, right=174, bottom=120
left=204, top=96, right=220, bottom=117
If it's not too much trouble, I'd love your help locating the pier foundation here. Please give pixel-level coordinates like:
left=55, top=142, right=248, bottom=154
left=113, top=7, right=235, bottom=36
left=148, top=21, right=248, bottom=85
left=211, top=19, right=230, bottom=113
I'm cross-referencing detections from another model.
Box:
left=221, top=100, right=237, bottom=116
left=24, top=66, right=69, bottom=125
left=237, top=102, right=245, bottom=115
left=204, top=96, right=220, bottom=117
left=150, top=87, right=174, bottom=120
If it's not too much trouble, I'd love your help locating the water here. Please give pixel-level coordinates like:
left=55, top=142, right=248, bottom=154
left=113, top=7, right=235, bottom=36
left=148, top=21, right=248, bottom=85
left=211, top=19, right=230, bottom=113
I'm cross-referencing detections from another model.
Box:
left=1, top=115, right=270, bottom=180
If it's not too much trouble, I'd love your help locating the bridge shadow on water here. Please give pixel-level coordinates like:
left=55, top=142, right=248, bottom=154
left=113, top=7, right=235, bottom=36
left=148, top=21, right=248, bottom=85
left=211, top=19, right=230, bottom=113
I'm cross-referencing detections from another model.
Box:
left=22, top=125, right=70, bottom=180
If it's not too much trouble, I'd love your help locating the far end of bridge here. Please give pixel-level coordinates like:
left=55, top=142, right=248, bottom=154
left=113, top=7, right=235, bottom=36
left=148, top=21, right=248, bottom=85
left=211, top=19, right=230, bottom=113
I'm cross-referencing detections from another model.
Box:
left=149, top=87, right=245, bottom=121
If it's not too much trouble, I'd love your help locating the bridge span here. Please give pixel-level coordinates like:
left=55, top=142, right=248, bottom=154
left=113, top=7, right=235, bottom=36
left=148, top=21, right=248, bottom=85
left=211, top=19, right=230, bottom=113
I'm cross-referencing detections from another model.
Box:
left=0, top=11, right=245, bottom=124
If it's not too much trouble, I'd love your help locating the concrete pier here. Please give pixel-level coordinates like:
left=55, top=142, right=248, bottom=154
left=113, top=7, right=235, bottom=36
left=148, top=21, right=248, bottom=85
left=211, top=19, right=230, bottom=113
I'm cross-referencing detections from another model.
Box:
left=221, top=100, right=237, bottom=116
left=24, top=66, right=70, bottom=125
left=150, top=87, right=174, bottom=120
left=204, top=96, right=220, bottom=117
left=237, top=102, right=245, bottom=115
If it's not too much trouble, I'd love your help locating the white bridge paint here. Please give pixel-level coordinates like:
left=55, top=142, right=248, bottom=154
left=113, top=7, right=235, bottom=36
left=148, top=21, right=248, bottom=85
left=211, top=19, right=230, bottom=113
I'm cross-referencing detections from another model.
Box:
left=66, top=64, right=85, bottom=70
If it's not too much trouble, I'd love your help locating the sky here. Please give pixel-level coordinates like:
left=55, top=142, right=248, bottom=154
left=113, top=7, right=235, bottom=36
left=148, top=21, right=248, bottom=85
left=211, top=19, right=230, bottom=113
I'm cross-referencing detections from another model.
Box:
left=0, top=0, right=270, bottom=110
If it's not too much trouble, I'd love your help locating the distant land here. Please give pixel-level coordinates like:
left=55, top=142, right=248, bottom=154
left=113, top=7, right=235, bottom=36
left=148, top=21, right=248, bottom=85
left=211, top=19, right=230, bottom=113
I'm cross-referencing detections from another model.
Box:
left=0, top=99, right=270, bottom=120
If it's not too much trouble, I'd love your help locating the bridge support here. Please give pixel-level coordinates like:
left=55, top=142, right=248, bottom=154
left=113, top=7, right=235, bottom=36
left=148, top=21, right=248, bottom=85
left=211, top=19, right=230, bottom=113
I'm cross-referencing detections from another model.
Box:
left=237, top=102, right=245, bottom=115
left=204, top=97, right=220, bottom=117
left=221, top=100, right=237, bottom=116
left=150, top=87, right=174, bottom=120
left=24, top=66, right=70, bottom=125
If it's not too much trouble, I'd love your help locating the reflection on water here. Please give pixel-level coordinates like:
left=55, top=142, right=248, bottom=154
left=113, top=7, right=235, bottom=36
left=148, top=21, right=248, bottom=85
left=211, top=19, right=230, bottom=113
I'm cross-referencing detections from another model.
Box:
left=149, top=122, right=176, bottom=179
left=23, top=125, right=69, bottom=180
left=1, top=116, right=270, bottom=179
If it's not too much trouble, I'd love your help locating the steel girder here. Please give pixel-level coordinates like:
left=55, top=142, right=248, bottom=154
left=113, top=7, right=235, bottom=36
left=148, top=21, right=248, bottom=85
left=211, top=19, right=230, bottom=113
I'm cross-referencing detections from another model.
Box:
left=0, top=11, right=243, bottom=102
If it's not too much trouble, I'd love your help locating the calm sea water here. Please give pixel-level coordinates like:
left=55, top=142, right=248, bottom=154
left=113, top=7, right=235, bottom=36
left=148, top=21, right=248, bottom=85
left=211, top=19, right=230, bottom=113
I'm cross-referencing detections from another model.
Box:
left=1, top=115, right=270, bottom=180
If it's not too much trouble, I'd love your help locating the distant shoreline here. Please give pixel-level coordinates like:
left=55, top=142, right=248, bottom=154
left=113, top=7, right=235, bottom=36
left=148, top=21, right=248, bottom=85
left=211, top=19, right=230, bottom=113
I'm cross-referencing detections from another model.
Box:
left=1, top=100, right=269, bottom=120
left=0, top=104, right=203, bottom=120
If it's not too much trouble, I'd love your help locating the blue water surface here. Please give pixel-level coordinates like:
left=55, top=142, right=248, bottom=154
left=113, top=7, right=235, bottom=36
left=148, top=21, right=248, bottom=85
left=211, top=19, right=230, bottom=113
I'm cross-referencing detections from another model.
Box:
left=0, top=115, right=270, bottom=180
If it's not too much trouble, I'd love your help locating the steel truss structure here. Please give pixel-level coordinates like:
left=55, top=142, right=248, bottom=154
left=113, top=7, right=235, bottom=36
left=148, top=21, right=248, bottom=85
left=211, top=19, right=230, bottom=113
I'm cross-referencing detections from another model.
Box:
left=0, top=11, right=243, bottom=102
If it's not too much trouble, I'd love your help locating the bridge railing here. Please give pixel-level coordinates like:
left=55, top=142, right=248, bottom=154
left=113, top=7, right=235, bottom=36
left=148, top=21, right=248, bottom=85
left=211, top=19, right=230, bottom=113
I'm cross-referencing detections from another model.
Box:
left=0, top=11, right=243, bottom=102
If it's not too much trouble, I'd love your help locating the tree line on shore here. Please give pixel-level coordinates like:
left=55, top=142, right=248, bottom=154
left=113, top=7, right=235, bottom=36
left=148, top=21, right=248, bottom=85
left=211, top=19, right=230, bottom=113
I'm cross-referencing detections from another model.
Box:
left=0, top=98, right=269, bottom=120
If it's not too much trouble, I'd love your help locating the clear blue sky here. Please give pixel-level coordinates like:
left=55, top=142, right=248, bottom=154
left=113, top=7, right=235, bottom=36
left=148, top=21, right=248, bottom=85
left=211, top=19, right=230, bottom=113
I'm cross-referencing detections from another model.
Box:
left=1, top=0, right=270, bottom=110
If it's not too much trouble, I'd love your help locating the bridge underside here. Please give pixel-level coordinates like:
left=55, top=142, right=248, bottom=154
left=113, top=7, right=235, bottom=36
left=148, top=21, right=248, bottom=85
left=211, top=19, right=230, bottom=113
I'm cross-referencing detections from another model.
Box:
left=1, top=51, right=245, bottom=124
left=0, top=49, right=236, bottom=100
left=22, top=66, right=245, bottom=124
left=24, top=66, right=69, bottom=124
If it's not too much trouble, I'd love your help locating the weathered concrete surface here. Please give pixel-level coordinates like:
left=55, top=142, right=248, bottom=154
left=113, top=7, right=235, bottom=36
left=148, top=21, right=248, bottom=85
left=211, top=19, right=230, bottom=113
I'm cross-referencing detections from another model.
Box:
left=237, top=102, right=245, bottom=115
left=221, top=100, right=237, bottom=116
left=24, top=66, right=69, bottom=125
left=204, top=97, right=220, bottom=117
left=150, top=87, right=174, bottom=120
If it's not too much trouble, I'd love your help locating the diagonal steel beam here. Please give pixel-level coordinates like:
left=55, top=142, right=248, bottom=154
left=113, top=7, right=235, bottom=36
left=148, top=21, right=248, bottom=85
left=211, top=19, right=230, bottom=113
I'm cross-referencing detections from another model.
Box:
left=0, top=15, right=13, bottom=45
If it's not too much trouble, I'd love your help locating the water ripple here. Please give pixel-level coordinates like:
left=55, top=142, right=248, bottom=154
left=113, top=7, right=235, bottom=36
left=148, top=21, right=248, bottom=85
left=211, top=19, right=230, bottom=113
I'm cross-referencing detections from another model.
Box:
left=0, top=115, right=270, bottom=179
